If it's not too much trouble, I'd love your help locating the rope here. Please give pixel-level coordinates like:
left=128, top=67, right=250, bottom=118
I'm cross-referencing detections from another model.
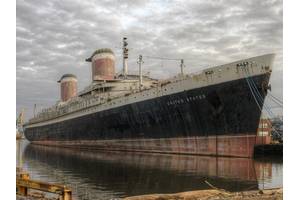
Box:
left=268, top=93, right=283, bottom=106
left=144, top=55, right=181, bottom=61
left=242, top=68, right=263, bottom=110
left=243, top=67, right=282, bottom=122
left=243, top=67, right=282, bottom=123
left=241, top=66, right=283, bottom=141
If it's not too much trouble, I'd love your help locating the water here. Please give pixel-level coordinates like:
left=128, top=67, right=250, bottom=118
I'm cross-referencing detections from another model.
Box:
left=17, top=140, right=282, bottom=200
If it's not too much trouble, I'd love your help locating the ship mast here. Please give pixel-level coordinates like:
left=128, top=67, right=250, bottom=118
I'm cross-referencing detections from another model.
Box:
left=122, top=37, right=129, bottom=79
left=180, top=59, right=185, bottom=76
left=138, top=55, right=144, bottom=91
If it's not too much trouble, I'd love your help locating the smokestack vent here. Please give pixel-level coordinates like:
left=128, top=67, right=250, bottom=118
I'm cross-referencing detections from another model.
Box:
left=58, top=74, right=77, bottom=102
left=86, top=48, right=116, bottom=81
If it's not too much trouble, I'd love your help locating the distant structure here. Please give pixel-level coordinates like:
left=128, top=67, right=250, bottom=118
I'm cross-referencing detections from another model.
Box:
left=270, top=117, right=283, bottom=142
left=86, top=48, right=116, bottom=81
left=257, top=117, right=283, bottom=142
left=58, top=74, right=77, bottom=102
left=257, top=118, right=272, bottom=144
left=16, top=109, right=25, bottom=139
left=257, top=118, right=272, bottom=137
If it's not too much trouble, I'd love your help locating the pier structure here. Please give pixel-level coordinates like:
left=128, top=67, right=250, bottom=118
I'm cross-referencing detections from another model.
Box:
left=16, top=168, right=72, bottom=200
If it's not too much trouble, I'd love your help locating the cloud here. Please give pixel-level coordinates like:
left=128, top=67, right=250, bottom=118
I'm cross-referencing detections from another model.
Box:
left=16, top=0, right=283, bottom=119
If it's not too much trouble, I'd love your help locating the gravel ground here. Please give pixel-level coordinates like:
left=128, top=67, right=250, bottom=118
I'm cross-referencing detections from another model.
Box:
left=17, top=188, right=283, bottom=200
left=124, top=188, right=283, bottom=200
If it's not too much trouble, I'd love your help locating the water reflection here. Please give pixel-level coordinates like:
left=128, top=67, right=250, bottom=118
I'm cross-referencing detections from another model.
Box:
left=20, top=141, right=282, bottom=200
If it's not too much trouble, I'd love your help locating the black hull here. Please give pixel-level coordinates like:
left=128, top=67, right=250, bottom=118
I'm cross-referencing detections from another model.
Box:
left=25, top=74, right=269, bottom=141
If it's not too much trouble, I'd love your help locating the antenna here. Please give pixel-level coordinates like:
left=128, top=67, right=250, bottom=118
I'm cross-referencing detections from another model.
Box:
left=137, top=55, right=144, bottom=91
left=34, top=104, right=37, bottom=117
left=122, top=37, right=128, bottom=79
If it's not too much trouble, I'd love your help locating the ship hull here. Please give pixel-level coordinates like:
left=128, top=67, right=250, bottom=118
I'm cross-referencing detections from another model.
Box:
left=25, top=74, right=271, bottom=157
left=31, top=135, right=270, bottom=158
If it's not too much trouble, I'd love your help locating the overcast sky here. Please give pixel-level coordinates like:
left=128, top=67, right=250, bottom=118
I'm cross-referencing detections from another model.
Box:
left=16, top=0, right=282, bottom=120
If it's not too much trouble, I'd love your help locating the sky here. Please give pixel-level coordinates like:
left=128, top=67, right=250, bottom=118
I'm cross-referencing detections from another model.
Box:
left=16, top=0, right=283, bottom=120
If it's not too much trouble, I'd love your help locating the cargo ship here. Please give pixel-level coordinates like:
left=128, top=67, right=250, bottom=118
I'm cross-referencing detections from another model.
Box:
left=23, top=38, right=275, bottom=158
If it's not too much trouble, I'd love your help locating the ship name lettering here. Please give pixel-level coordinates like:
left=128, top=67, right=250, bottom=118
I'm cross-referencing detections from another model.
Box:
left=167, top=94, right=206, bottom=106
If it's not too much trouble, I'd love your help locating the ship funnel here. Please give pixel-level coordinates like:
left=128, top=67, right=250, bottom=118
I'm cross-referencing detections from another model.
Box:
left=86, top=48, right=116, bottom=81
left=58, top=74, right=77, bottom=102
